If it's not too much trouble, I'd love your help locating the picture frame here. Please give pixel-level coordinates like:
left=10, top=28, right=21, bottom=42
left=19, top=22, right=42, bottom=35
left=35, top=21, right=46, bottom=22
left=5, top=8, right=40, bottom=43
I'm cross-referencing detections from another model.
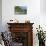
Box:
left=14, top=6, right=27, bottom=15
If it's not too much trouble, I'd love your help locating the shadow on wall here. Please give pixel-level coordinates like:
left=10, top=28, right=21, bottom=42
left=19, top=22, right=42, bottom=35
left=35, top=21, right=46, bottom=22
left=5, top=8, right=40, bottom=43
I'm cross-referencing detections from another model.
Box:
left=0, top=0, right=2, bottom=32
left=40, top=0, right=46, bottom=14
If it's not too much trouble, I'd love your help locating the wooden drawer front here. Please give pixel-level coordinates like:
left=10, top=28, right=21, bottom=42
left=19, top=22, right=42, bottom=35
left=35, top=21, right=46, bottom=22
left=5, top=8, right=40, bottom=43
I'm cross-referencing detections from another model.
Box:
left=9, top=28, right=32, bottom=32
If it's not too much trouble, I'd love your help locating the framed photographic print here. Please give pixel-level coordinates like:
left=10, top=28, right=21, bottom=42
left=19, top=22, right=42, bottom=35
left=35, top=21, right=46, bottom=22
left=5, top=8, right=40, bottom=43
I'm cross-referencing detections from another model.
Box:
left=14, top=6, right=27, bottom=15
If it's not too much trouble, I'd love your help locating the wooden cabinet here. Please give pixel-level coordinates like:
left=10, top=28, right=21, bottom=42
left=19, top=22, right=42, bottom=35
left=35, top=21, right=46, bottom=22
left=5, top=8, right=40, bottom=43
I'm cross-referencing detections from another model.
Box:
left=7, top=23, right=34, bottom=46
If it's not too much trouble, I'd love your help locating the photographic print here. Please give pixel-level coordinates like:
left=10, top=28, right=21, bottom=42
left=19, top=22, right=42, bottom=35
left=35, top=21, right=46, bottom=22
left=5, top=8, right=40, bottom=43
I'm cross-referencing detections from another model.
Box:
left=14, top=6, right=27, bottom=15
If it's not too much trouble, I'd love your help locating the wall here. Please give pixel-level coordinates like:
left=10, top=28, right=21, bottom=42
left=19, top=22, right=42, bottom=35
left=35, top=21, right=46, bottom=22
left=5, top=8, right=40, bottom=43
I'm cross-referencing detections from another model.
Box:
left=2, top=0, right=40, bottom=31
left=40, top=0, right=46, bottom=31
left=0, top=0, right=2, bottom=32
left=2, top=0, right=46, bottom=46
left=40, top=0, right=46, bottom=13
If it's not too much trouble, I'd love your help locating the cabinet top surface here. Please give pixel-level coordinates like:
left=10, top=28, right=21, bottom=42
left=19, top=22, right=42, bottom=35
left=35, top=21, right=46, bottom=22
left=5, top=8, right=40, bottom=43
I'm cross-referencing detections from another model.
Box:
left=7, top=23, right=34, bottom=25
